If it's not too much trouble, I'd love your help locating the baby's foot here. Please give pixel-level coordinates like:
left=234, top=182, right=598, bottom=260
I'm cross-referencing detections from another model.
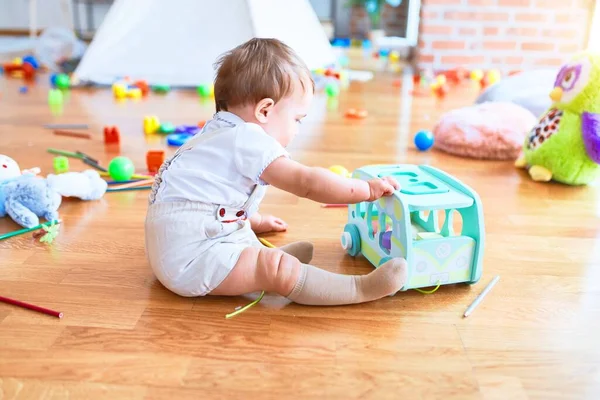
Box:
left=358, top=258, right=408, bottom=301
left=279, top=241, right=314, bottom=264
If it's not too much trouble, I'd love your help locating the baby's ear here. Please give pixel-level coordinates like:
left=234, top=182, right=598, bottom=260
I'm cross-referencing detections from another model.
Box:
left=255, top=98, right=275, bottom=123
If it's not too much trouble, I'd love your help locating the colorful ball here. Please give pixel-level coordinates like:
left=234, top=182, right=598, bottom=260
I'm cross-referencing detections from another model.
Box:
left=197, top=84, right=214, bottom=97
left=324, top=82, right=340, bottom=97
left=470, top=69, right=484, bottom=81
left=55, top=73, right=70, bottom=89
left=414, top=130, right=434, bottom=151
left=108, top=156, right=136, bottom=181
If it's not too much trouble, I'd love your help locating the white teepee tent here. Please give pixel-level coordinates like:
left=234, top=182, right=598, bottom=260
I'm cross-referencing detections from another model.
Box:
left=73, top=0, right=336, bottom=87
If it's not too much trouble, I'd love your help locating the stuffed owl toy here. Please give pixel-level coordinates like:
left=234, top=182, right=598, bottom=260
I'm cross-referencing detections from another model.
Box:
left=515, top=51, right=600, bottom=185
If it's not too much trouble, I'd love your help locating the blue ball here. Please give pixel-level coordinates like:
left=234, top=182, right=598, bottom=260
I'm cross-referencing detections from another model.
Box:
left=22, top=55, right=39, bottom=69
left=49, top=73, right=58, bottom=87
left=414, top=130, right=434, bottom=151
left=19, top=86, right=28, bottom=94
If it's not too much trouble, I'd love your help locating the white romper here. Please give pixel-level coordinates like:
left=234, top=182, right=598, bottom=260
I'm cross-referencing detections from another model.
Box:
left=144, top=111, right=289, bottom=297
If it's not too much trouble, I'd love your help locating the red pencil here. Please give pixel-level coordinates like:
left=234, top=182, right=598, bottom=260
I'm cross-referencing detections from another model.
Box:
left=53, top=130, right=92, bottom=139
left=0, top=295, right=63, bottom=318
left=322, top=203, right=348, bottom=208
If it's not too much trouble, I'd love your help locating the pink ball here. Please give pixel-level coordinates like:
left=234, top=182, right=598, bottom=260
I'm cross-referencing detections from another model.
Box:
left=433, top=102, right=537, bottom=160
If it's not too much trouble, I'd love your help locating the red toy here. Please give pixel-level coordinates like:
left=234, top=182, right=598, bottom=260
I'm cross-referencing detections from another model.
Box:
left=345, top=108, right=368, bottom=119
left=103, top=126, right=121, bottom=144
left=133, top=80, right=150, bottom=96
left=146, top=150, right=165, bottom=173
left=3, top=62, right=36, bottom=80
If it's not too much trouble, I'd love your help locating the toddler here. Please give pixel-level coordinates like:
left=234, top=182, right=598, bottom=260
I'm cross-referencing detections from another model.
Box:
left=145, top=38, right=408, bottom=305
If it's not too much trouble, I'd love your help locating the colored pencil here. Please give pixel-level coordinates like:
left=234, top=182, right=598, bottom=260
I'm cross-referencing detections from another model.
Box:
left=0, top=295, right=63, bottom=318
left=44, top=123, right=88, bottom=130
left=463, top=275, right=500, bottom=318
left=75, top=151, right=98, bottom=164
left=258, top=237, right=276, bottom=248
left=322, top=203, right=348, bottom=208
left=100, top=171, right=153, bottom=180
left=53, top=130, right=92, bottom=139
left=109, top=179, right=154, bottom=190
left=82, top=158, right=107, bottom=172
left=106, top=186, right=152, bottom=192
left=0, top=220, right=60, bottom=241
left=105, top=179, right=147, bottom=185
left=47, top=148, right=85, bottom=159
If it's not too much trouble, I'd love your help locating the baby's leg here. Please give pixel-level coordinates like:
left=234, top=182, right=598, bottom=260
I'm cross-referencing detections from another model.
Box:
left=277, top=242, right=314, bottom=264
left=210, top=247, right=407, bottom=305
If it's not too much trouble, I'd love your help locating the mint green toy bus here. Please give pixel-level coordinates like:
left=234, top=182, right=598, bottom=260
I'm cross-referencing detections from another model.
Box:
left=340, top=164, right=485, bottom=290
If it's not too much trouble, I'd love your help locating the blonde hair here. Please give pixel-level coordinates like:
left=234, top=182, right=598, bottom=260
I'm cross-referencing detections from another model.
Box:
left=213, top=38, right=314, bottom=112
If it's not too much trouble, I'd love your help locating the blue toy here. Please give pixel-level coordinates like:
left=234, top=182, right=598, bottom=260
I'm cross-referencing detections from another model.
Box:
left=22, top=55, right=39, bottom=69
left=414, top=130, right=434, bottom=151
left=19, top=86, right=28, bottom=94
left=167, top=133, right=192, bottom=147
left=0, top=155, right=107, bottom=228
left=341, top=164, right=485, bottom=291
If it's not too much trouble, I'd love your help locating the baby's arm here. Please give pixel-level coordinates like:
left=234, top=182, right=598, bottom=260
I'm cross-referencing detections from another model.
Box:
left=261, top=157, right=399, bottom=204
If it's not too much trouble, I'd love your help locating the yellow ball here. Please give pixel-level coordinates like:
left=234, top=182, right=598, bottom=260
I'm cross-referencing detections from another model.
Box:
left=435, top=74, right=447, bottom=85
left=470, top=69, right=484, bottom=81
left=389, top=51, right=400, bottom=62
left=12, top=57, right=23, bottom=66
left=329, top=165, right=350, bottom=178
left=487, top=69, right=501, bottom=85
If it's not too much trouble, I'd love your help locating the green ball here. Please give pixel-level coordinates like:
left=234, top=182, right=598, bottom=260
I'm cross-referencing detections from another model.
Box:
left=325, top=82, right=340, bottom=97
left=197, top=84, right=212, bottom=97
left=55, top=73, right=70, bottom=89
left=108, top=156, right=135, bottom=181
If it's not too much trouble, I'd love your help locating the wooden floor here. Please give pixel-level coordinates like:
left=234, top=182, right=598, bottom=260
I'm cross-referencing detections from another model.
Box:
left=1, top=70, right=599, bottom=400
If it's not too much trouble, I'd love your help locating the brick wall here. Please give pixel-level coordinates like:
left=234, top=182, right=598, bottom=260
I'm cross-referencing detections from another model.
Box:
left=417, top=0, right=595, bottom=73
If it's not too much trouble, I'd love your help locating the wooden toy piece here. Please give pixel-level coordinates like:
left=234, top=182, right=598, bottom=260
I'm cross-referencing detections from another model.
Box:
left=127, top=88, right=142, bottom=99
left=345, top=108, right=368, bottom=119
left=144, top=116, right=160, bottom=134
left=53, top=156, right=69, bottom=174
left=133, top=80, right=150, bottom=96
left=112, top=83, right=127, bottom=99
left=103, top=126, right=121, bottom=144
left=340, top=164, right=485, bottom=292
left=146, top=150, right=165, bottom=173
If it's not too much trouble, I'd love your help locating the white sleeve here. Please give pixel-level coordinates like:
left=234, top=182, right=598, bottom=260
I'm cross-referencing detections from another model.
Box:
left=234, top=123, right=289, bottom=185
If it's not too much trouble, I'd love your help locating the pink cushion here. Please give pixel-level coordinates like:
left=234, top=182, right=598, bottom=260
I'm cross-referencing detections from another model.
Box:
left=433, top=102, right=537, bottom=160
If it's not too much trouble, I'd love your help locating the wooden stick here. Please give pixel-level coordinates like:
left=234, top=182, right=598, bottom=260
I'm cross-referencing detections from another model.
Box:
left=44, top=123, right=88, bottom=129
left=106, top=186, right=152, bottom=192
left=463, top=275, right=500, bottom=318
left=0, top=220, right=60, bottom=241
left=53, top=130, right=92, bottom=139
left=109, top=179, right=154, bottom=190
left=0, top=295, right=63, bottom=318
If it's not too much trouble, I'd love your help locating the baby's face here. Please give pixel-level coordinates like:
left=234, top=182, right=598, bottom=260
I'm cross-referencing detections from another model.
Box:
left=263, top=77, right=313, bottom=147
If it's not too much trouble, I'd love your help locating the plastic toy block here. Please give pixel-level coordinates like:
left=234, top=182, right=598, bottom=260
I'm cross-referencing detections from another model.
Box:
left=21, top=62, right=36, bottom=80
left=112, top=83, right=127, bottom=99
left=103, top=126, right=121, bottom=144
left=146, top=150, right=165, bottom=173
left=53, top=156, right=69, bottom=174
left=133, top=80, right=150, bottom=96
left=127, top=88, right=142, bottom=99
left=144, top=116, right=160, bottom=134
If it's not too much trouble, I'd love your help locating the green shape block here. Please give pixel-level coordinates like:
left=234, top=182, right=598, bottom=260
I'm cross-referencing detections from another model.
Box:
left=158, top=123, right=175, bottom=133
left=53, top=156, right=69, bottom=174
left=48, top=89, right=63, bottom=105
left=152, top=84, right=170, bottom=93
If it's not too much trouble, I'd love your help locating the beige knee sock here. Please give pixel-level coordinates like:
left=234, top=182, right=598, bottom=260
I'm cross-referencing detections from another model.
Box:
left=278, top=241, right=314, bottom=264
left=286, top=258, right=407, bottom=306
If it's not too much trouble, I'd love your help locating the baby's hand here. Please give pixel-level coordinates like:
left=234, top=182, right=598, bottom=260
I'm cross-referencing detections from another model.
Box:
left=367, top=177, right=400, bottom=201
left=251, top=214, right=288, bottom=234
